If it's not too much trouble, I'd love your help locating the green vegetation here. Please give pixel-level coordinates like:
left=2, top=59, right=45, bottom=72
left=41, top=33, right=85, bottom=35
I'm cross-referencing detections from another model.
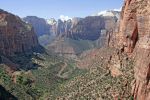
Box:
left=0, top=51, right=86, bottom=100
left=16, top=75, right=32, bottom=86
left=44, top=48, right=134, bottom=99
left=129, top=96, right=134, bottom=100
left=0, top=48, right=134, bottom=100
left=0, top=67, right=11, bottom=85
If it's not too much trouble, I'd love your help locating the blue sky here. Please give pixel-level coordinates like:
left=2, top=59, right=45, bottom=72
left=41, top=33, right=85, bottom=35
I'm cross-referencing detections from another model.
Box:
left=0, top=0, right=123, bottom=19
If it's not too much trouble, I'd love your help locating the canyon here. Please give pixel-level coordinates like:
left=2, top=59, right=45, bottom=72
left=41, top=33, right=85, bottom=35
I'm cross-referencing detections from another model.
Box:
left=24, top=11, right=120, bottom=58
left=0, top=0, right=150, bottom=99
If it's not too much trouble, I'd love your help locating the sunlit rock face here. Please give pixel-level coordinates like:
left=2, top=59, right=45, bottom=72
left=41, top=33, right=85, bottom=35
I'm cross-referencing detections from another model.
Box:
left=0, top=9, right=39, bottom=56
left=54, top=16, right=119, bottom=41
left=117, top=0, right=150, bottom=99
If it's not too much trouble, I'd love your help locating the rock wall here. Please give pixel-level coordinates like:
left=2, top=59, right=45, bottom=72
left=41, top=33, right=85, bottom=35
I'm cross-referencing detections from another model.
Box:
left=69, top=16, right=105, bottom=40
left=117, top=0, right=150, bottom=99
left=0, top=9, right=39, bottom=56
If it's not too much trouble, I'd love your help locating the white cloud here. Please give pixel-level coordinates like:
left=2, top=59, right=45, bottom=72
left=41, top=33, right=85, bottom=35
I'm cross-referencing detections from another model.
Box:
left=59, top=15, right=72, bottom=22
left=91, top=7, right=122, bottom=16
left=97, top=10, right=107, bottom=15
left=113, top=7, right=122, bottom=11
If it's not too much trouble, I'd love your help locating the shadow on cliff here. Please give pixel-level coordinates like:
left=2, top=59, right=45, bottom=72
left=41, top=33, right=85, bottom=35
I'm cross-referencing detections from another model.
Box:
left=0, top=85, right=17, bottom=100
left=0, top=45, right=47, bottom=71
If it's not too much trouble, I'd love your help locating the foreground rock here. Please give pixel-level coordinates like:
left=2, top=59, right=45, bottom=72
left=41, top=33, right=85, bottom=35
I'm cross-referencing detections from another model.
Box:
left=116, top=0, right=150, bottom=99
left=132, top=36, right=150, bottom=100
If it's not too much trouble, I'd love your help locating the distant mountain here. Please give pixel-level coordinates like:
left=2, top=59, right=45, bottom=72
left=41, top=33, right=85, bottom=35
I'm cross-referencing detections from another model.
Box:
left=46, top=15, right=119, bottom=58
left=51, top=15, right=119, bottom=40
left=23, top=16, right=56, bottom=46
left=23, top=10, right=120, bottom=42
left=23, top=11, right=119, bottom=58
left=23, top=10, right=120, bottom=57
left=23, top=16, right=52, bottom=36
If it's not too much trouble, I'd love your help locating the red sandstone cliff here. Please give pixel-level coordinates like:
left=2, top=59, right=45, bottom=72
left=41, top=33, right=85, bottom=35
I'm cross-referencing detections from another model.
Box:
left=118, top=0, right=150, bottom=99
left=0, top=9, right=39, bottom=56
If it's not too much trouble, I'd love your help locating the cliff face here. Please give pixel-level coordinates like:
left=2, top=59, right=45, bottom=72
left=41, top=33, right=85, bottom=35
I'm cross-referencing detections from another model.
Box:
left=69, top=16, right=105, bottom=40
left=55, top=19, right=73, bottom=37
left=118, top=0, right=150, bottom=99
left=53, top=16, right=119, bottom=41
left=0, top=9, right=39, bottom=56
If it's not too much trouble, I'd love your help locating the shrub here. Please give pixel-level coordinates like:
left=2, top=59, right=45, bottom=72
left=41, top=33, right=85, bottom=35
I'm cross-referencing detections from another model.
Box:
left=16, top=75, right=32, bottom=86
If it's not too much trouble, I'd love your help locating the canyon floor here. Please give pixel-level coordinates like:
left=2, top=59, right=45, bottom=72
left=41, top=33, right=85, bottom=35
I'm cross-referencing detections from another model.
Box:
left=0, top=47, right=134, bottom=100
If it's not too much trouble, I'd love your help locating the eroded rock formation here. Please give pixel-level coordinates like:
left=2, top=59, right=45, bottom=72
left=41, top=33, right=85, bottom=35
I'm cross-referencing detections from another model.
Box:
left=56, top=16, right=119, bottom=41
